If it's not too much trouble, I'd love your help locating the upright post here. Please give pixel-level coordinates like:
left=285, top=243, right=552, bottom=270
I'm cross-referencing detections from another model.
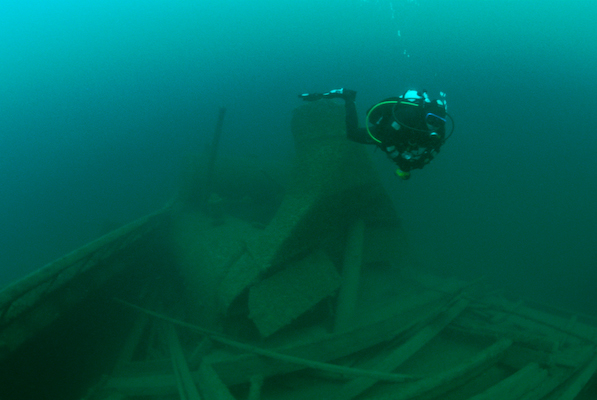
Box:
left=334, top=218, right=365, bottom=333
left=203, top=107, right=227, bottom=205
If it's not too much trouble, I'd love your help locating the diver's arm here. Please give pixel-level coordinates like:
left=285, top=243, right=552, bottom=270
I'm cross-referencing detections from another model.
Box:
left=299, top=88, right=375, bottom=144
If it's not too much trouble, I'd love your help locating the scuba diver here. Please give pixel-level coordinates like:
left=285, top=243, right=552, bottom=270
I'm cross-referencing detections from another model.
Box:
left=299, top=88, right=453, bottom=180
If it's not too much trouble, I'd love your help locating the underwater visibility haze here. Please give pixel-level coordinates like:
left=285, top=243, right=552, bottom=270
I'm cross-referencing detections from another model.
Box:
left=1, top=0, right=596, bottom=314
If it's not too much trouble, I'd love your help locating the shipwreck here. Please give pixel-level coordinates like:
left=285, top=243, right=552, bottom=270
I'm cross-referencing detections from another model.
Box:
left=1, top=100, right=596, bottom=400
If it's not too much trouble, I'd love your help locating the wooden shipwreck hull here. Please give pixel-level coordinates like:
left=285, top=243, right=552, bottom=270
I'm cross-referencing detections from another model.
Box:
left=1, top=101, right=596, bottom=400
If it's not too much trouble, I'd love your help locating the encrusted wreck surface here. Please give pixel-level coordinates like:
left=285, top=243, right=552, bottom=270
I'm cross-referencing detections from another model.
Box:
left=173, top=100, right=410, bottom=337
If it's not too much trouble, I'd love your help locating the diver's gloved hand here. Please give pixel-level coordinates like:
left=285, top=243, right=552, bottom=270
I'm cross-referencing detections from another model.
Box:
left=299, top=92, right=324, bottom=102
left=299, top=88, right=357, bottom=102
left=323, top=88, right=357, bottom=102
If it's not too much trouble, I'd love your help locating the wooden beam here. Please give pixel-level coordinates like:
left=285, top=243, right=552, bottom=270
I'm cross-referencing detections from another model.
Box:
left=163, top=323, right=202, bottom=400
left=558, top=351, right=597, bottom=400
left=203, top=107, right=227, bottom=205
left=115, top=298, right=437, bottom=383
left=334, top=218, right=365, bottom=333
left=196, top=362, right=236, bottom=400
left=370, top=338, right=513, bottom=400
left=333, top=298, right=469, bottom=399
left=468, top=362, right=548, bottom=400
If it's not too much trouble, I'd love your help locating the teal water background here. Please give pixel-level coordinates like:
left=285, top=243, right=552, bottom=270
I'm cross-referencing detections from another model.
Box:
left=1, top=0, right=596, bottom=314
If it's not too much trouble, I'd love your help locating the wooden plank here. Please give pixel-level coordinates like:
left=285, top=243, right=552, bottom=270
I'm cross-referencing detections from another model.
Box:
left=196, top=362, right=236, bottom=400
left=249, top=249, right=341, bottom=337
left=473, top=298, right=597, bottom=344
left=559, top=314, right=579, bottom=348
left=105, top=373, right=177, bottom=397
left=108, top=299, right=439, bottom=390
left=0, top=206, right=169, bottom=314
left=517, top=365, right=579, bottom=400
left=551, top=344, right=595, bottom=368
left=113, top=313, right=150, bottom=373
left=450, top=314, right=560, bottom=353
left=332, top=298, right=469, bottom=400
left=107, top=292, right=452, bottom=395
left=248, top=374, right=264, bottom=400
left=163, top=323, right=202, bottom=400
left=334, top=218, right=365, bottom=333
left=524, top=298, right=597, bottom=338
left=468, top=362, right=548, bottom=400
left=390, top=338, right=513, bottom=400
left=307, top=338, right=513, bottom=400
left=113, top=291, right=447, bottom=380
left=0, top=207, right=170, bottom=362
left=556, top=351, right=597, bottom=400
left=208, top=291, right=453, bottom=386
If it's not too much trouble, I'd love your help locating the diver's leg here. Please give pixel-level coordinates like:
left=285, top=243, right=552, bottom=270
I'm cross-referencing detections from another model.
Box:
left=299, top=88, right=360, bottom=140
left=343, top=93, right=360, bottom=141
left=320, top=89, right=359, bottom=139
